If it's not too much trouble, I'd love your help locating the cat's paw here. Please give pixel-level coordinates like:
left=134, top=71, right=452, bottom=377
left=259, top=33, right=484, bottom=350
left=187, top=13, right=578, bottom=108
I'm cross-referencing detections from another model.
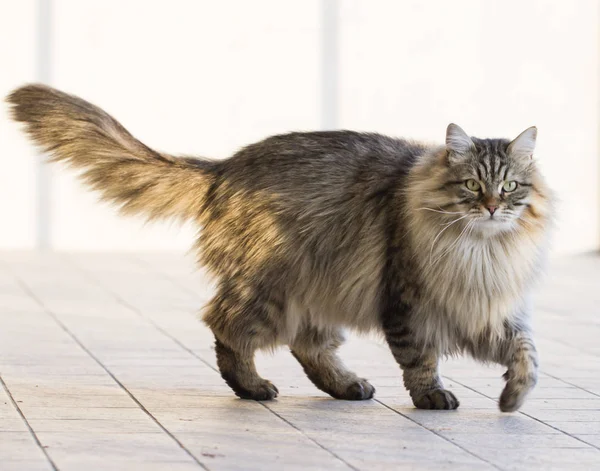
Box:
left=234, top=380, right=279, bottom=401
left=336, top=378, right=375, bottom=400
left=499, top=371, right=536, bottom=412
left=412, top=388, right=459, bottom=410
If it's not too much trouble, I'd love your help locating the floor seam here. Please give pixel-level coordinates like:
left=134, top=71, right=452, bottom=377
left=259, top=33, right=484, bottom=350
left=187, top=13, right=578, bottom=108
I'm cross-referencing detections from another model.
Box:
left=0, top=374, right=60, bottom=471
left=541, top=372, right=600, bottom=399
left=10, top=273, right=211, bottom=471
left=63, top=254, right=360, bottom=470
left=445, top=376, right=600, bottom=452
left=373, top=399, right=504, bottom=471
left=259, top=402, right=360, bottom=471
left=61, top=254, right=220, bottom=373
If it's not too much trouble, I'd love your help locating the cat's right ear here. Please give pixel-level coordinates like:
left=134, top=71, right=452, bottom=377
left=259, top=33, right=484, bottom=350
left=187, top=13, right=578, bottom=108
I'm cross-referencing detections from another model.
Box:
left=508, top=126, right=537, bottom=160
left=446, top=123, right=474, bottom=162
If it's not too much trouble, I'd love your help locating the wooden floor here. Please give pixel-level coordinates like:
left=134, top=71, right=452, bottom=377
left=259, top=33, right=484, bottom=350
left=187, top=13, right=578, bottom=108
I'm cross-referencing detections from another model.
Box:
left=1, top=251, right=599, bottom=470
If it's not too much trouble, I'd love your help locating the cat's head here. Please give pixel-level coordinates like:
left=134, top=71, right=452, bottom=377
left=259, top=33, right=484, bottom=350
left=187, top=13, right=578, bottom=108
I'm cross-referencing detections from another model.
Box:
left=412, top=124, right=552, bottom=237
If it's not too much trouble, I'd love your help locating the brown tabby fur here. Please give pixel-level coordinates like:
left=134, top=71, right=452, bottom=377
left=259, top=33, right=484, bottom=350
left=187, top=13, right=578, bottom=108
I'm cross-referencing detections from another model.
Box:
left=7, top=84, right=553, bottom=411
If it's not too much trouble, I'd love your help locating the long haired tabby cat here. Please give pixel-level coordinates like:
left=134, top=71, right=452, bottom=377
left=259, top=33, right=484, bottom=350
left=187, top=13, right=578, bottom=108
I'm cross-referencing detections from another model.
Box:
left=7, top=85, right=552, bottom=412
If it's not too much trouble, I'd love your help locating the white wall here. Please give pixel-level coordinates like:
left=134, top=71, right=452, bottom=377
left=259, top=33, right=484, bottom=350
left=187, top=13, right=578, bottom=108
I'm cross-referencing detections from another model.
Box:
left=1, top=0, right=37, bottom=249
left=339, top=0, right=600, bottom=255
left=1, top=0, right=598, bottom=253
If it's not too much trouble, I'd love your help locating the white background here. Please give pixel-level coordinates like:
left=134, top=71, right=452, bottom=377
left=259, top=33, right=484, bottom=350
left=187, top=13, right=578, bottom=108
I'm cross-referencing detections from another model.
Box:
left=1, top=0, right=598, bottom=254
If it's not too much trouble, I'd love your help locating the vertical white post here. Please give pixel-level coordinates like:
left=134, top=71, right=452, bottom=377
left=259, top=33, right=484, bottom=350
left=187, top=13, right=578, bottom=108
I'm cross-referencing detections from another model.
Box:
left=320, top=0, right=339, bottom=130
left=35, top=0, right=52, bottom=249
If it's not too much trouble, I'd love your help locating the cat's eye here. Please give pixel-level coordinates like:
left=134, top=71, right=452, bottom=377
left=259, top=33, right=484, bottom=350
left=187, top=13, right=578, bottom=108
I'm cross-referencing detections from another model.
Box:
left=465, top=179, right=481, bottom=191
left=502, top=181, right=518, bottom=192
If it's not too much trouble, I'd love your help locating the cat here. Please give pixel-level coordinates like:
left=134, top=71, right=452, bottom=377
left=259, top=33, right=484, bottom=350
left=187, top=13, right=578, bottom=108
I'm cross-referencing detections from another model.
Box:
left=7, top=84, right=553, bottom=412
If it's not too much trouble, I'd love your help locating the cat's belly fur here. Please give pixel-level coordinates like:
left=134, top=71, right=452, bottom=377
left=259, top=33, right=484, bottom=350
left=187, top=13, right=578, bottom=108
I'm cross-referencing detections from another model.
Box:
left=284, top=281, right=520, bottom=353
left=410, top=291, right=522, bottom=354
left=283, top=243, right=532, bottom=352
left=284, top=255, right=385, bottom=341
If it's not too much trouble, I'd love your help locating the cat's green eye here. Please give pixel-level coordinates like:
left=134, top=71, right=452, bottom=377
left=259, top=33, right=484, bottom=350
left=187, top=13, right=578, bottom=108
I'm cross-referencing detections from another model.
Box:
left=465, top=179, right=481, bottom=191
left=502, top=181, right=518, bottom=192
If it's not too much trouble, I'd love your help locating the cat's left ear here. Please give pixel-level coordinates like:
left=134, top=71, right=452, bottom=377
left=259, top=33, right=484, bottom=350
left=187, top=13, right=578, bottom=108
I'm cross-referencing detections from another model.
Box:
left=508, top=126, right=537, bottom=159
left=446, top=123, right=474, bottom=156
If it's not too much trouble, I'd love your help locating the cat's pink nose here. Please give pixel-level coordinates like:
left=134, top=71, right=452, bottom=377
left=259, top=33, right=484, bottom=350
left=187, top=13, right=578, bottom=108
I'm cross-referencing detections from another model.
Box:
left=487, top=206, right=497, bottom=215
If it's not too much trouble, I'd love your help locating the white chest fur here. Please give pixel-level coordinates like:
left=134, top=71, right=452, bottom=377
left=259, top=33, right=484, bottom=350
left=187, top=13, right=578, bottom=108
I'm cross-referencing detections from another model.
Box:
left=410, top=224, right=544, bottom=351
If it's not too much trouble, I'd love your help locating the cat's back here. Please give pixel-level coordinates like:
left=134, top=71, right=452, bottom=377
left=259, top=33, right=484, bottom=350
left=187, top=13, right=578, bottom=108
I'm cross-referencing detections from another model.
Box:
left=221, top=130, right=425, bottom=190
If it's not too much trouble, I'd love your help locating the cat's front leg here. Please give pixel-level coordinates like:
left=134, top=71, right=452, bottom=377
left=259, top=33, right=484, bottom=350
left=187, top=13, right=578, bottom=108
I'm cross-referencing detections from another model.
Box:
left=497, top=326, right=539, bottom=413
left=384, top=321, right=459, bottom=410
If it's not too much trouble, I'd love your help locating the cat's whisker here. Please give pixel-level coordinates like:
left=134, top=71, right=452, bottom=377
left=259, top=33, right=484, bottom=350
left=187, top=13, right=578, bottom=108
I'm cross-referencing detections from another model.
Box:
left=440, top=214, right=469, bottom=226
left=434, top=220, right=473, bottom=265
left=430, top=219, right=475, bottom=267
left=416, top=207, right=463, bottom=215
left=428, top=213, right=470, bottom=263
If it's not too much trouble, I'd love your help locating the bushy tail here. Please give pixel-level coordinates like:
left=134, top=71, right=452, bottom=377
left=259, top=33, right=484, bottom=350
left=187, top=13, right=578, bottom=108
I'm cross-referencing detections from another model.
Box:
left=7, top=84, right=216, bottom=222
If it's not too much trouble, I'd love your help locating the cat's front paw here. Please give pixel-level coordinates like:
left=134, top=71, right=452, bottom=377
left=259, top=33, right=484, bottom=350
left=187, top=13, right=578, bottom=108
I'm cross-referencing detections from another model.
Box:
left=340, top=378, right=376, bottom=400
left=499, top=370, right=536, bottom=412
left=232, top=379, right=279, bottom=401
left=412, top=388, right=459, bottom=410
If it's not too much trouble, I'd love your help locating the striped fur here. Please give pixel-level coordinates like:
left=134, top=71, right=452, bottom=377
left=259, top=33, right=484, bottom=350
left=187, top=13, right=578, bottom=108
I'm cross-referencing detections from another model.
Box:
left=7, top=86, right=553, bottom=411
left=7, top=85, right=216, bottom=222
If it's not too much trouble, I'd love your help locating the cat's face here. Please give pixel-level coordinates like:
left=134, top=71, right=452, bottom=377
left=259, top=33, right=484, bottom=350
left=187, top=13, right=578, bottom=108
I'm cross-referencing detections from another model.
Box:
left=434, top=125, right=544, bottom=236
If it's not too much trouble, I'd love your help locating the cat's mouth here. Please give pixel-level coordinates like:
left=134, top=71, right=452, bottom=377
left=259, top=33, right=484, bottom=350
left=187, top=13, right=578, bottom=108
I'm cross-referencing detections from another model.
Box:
left=472, top=214, right=516, bottom=235
left=484, top=217, right=506, bottom=225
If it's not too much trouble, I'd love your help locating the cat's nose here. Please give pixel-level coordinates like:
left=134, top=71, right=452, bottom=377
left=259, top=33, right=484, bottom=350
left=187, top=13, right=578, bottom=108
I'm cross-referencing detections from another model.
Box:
left=487, top=206, right=497, bottom=215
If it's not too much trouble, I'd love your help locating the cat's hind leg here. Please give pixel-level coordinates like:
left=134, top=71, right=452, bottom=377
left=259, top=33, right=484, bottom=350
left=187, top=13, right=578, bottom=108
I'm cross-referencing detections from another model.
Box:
left=213, top=339, right=278, bottom=400
left=290, top=326, right=375, bottom=400
left=204, top=282, right=283, bottom=401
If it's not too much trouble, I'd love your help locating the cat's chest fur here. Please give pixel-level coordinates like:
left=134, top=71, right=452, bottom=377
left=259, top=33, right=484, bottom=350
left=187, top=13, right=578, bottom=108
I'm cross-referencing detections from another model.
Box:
left=410, top=227, right=542, bottom=350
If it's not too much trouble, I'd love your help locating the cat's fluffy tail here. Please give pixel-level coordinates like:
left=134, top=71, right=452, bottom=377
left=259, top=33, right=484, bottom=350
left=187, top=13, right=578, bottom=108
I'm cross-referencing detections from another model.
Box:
left=7, top=84, right=215, bottom=222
